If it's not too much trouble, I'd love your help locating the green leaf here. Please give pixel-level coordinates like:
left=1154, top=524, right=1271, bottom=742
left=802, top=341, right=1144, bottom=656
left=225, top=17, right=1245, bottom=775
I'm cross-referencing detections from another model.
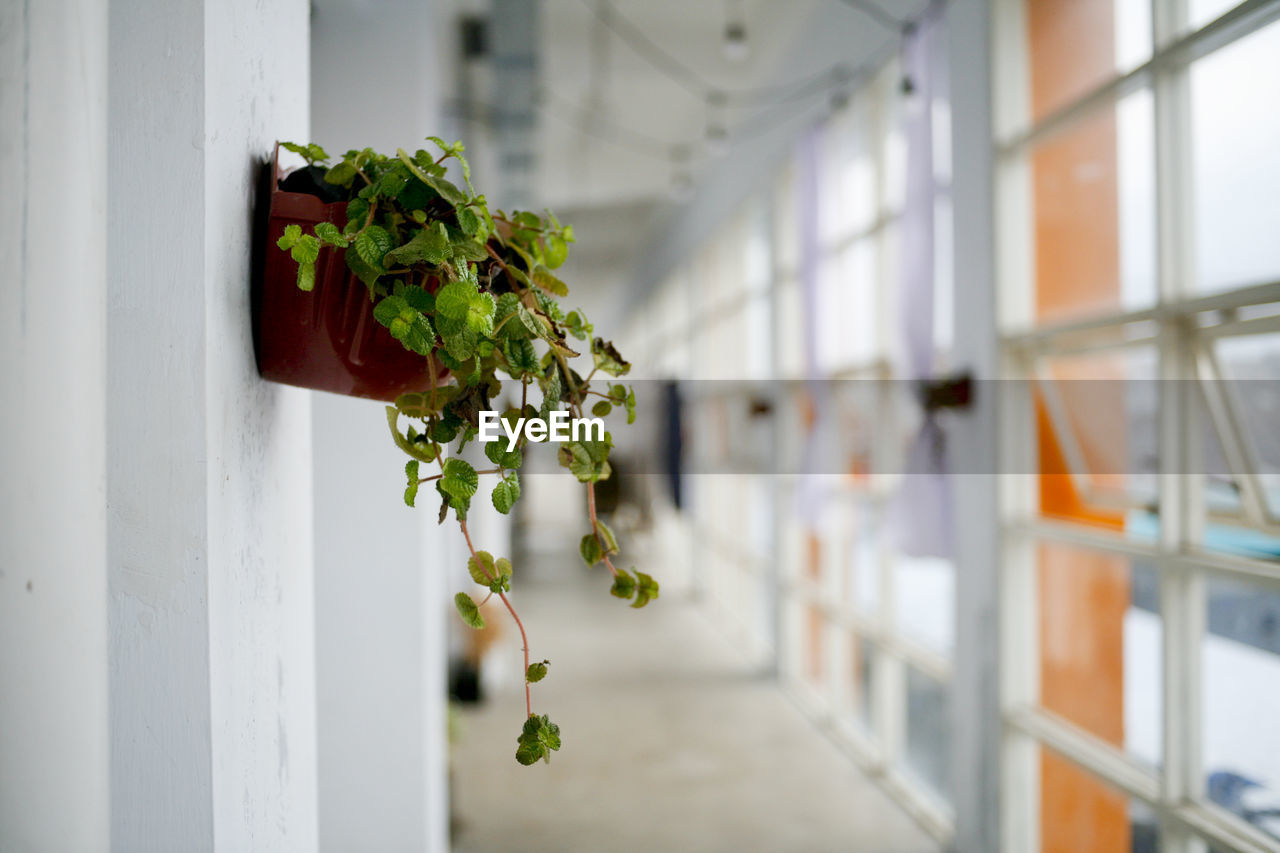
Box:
left=404, top=460, right=420, bottom=507
left=625, top=387, right=637, bottom=424
left=384, top=221, right=451, bottom=266
left=632, top=570, right=660, bottom=609
left=515, top=714, right=561, bottom=766
left=290, top=234, right=319, bottom=265
left=355, top=225, right=393, bottom=268
left=296, top=261, right=316, bottom=292
left=468, top=550, right=497, bottom=585
left=543, top=234, right=569, bottom=269
left=491, top=472, right=521, bottom=514
left=591, top=400, right=613, bottom=418
left=539, top=368, right=562, bottom=424
left=579, top=533, right=603, bottom=567
left=526, top=660, right=549, bottom=683
left=558, top=436, right=612, bottom=483
left=610, top=569, right=636, bottom=600
left=494, top=293, right=539, bottom=340
left=345, top=245, right=384, bottom=291
left=454, top=592, right=485, bottom=629
left=494, top=557, right=513, bottom=590
left=436, top=276, right=495, bottom=337
left=596, top=519, right=619, bottom=555
left=564, top=310, right=593, bottom=341
left=276, top=223, right=301, bottom=250
left=372, top=292, right=435, bottom=356
left=591, top=337, right=631, bottom=377
left=532, top=267, right=569, bottom=297
left=484, top=439, right=522, bottom=470
left=324, top=161, right=358, bottom=187
left=515, top=740, right=543, bottom=766
left=457, top=205, right=481, bottom=236
left=386, top=406, right=439, bottom=464
left=501, top=337, right=539, bottom=378
left=282, top=141, right=328, bottom=165
left=438, top=457, right=479, bottom=518
left=315, top=221, right=349, bottom=247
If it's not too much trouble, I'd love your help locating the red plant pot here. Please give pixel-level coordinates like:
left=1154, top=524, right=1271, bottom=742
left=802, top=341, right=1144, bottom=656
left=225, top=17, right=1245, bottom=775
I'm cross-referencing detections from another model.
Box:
left=253, top=144, right=442, bottom=402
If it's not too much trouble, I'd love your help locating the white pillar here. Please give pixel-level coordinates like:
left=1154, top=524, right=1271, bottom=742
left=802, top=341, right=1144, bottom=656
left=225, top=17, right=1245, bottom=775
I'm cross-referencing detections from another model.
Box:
left=310, top=2, right=451, bottom=850
left=0, top=0, right=110, bottom=849
left=106, top=0, right=316, bottom=849
left=947, top=1, right=1002, bottom=851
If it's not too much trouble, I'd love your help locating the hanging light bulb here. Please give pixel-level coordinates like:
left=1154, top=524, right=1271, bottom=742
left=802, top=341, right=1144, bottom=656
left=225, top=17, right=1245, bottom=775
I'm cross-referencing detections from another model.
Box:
left=723, top=0, right=749, bottom=62
left=899, top=22, right=919, bottom=107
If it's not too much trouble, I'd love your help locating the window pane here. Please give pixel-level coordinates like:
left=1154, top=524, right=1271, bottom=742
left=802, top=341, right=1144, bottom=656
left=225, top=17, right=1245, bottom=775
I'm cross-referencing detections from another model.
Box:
left=1030, top=91, right=1156, bottom=325
left=1188, top=0, right=1247, bottom=32
left=894, top=555, right=955, bottom=656
left=904, top=666, right=951, bottom=802
left=1201, top=576, right=1280, bottom=843
left=850, top=502, right=881, bottom=615
left=1190, top=19, right=1280, bottom=294
left=1038, top=741, right=1163, bottom=852
left=1214, top=332, right=1280, bottom=525
left=1039, top=347, right=1160, bottom=522
left=1024, top=0, right=1152, bottom=124
left=1037, top=542, right=1163, bottom=769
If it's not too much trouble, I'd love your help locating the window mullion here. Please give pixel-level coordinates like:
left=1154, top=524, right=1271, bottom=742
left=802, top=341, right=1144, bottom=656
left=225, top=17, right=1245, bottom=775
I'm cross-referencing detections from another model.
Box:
left=1153, top=0, right=1207, bottom=850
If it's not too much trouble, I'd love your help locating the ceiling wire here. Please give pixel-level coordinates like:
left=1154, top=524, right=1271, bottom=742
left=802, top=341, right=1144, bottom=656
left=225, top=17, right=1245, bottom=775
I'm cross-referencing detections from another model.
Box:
left=580, top=0, right=865, bottom=107
left=836, top=0, right=906, bottom=33
left=450, top=1, right=945, bottom=176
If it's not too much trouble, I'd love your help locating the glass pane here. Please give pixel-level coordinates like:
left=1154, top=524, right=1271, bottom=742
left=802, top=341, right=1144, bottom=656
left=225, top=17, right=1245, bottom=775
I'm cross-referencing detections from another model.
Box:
left=1190, top=19, right=1280, bottom=294
left=1201, top=576, right=1280, bottom=843
left=1037, top=542, right=1163, bottom=769
left=1030, top=91, right=1156, bottom=325
left=1214, top=333, right=1280, bottom=525
left=1189, top=0, right=1247, bottom=32
left=850, top=503, right=881, bottom=614
left=776, top=279, right=804, bottom=379
left=904, top=666, right=951, bottom=801
left=1038, top=741, right=1164, bottom=853
left=1024, top=0, right=1152, bottom=123
left=1039, top=347, right=1160, bottom=521
left=894, top=555, right=955, bottom=656
left=818, top=238, right=879, bottom=372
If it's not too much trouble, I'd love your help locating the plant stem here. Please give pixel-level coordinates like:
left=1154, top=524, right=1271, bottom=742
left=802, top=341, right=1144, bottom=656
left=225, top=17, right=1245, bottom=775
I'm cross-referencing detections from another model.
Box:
left=414, top=467, right=502, bottom=486
left=459, top=518, right=533, bottom=719
left=586, top=482, right=620, bottom=578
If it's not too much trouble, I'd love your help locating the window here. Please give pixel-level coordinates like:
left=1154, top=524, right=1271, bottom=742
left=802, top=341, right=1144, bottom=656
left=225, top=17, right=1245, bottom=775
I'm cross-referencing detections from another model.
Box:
left=996, top=1, right=1280, bottom=851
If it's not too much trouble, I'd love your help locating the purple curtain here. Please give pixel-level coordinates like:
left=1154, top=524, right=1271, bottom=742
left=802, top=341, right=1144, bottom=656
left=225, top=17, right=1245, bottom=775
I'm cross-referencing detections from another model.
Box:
left=889, top=7, right=953, bottom=559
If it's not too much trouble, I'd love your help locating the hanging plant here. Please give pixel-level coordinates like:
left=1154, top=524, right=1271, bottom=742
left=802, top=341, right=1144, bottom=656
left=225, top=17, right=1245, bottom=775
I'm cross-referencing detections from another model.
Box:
left=273, top=139, right=655, bottom=766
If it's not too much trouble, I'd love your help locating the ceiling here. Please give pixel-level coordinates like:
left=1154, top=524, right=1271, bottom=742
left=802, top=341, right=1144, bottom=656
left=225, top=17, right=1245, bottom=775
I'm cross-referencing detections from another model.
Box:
left=445, top=0, right=930, bottom=324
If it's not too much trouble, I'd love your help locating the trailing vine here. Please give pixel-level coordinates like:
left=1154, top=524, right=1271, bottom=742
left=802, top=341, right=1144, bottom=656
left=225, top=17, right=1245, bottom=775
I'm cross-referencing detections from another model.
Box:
left=276, top=139, right=656, bottom=766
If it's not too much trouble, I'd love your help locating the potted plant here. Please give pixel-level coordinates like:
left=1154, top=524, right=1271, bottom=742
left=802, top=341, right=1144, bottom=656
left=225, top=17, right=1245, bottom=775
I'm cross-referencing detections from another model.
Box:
left=265, top=138, right=656, bottom=766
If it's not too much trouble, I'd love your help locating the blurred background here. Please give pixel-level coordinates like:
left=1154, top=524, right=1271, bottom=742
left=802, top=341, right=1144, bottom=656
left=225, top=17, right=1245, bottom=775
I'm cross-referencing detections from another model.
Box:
left=4, top=0, right=1280, bottom=851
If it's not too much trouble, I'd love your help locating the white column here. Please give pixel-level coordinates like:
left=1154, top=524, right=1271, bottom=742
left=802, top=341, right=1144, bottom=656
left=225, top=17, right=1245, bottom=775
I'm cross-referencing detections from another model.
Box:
left=310, top=2, right=451, bottom=851
left=0, top=0, right=110, bottom=850
left=946, top=0, right=1003, bottom=851
left=106, top=0, right=316, bottom=849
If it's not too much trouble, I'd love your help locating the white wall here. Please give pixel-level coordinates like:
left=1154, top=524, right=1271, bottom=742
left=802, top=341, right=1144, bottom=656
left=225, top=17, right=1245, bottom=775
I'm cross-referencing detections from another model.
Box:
left=106, top=0, right=316, bottom=849
left=0, top=0, right=110, bottom=849
left=311, top=2, right=452, bottom=850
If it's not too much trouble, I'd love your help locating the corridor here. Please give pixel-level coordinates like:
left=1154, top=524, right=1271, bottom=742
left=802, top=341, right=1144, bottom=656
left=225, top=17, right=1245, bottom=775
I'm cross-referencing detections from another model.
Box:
left=449, top=539, right=938, bottom=853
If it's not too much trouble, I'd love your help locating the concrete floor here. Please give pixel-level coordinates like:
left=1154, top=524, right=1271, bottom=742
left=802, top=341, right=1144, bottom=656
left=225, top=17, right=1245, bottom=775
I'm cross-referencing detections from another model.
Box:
left=448, top=549, right=940, bottom=853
